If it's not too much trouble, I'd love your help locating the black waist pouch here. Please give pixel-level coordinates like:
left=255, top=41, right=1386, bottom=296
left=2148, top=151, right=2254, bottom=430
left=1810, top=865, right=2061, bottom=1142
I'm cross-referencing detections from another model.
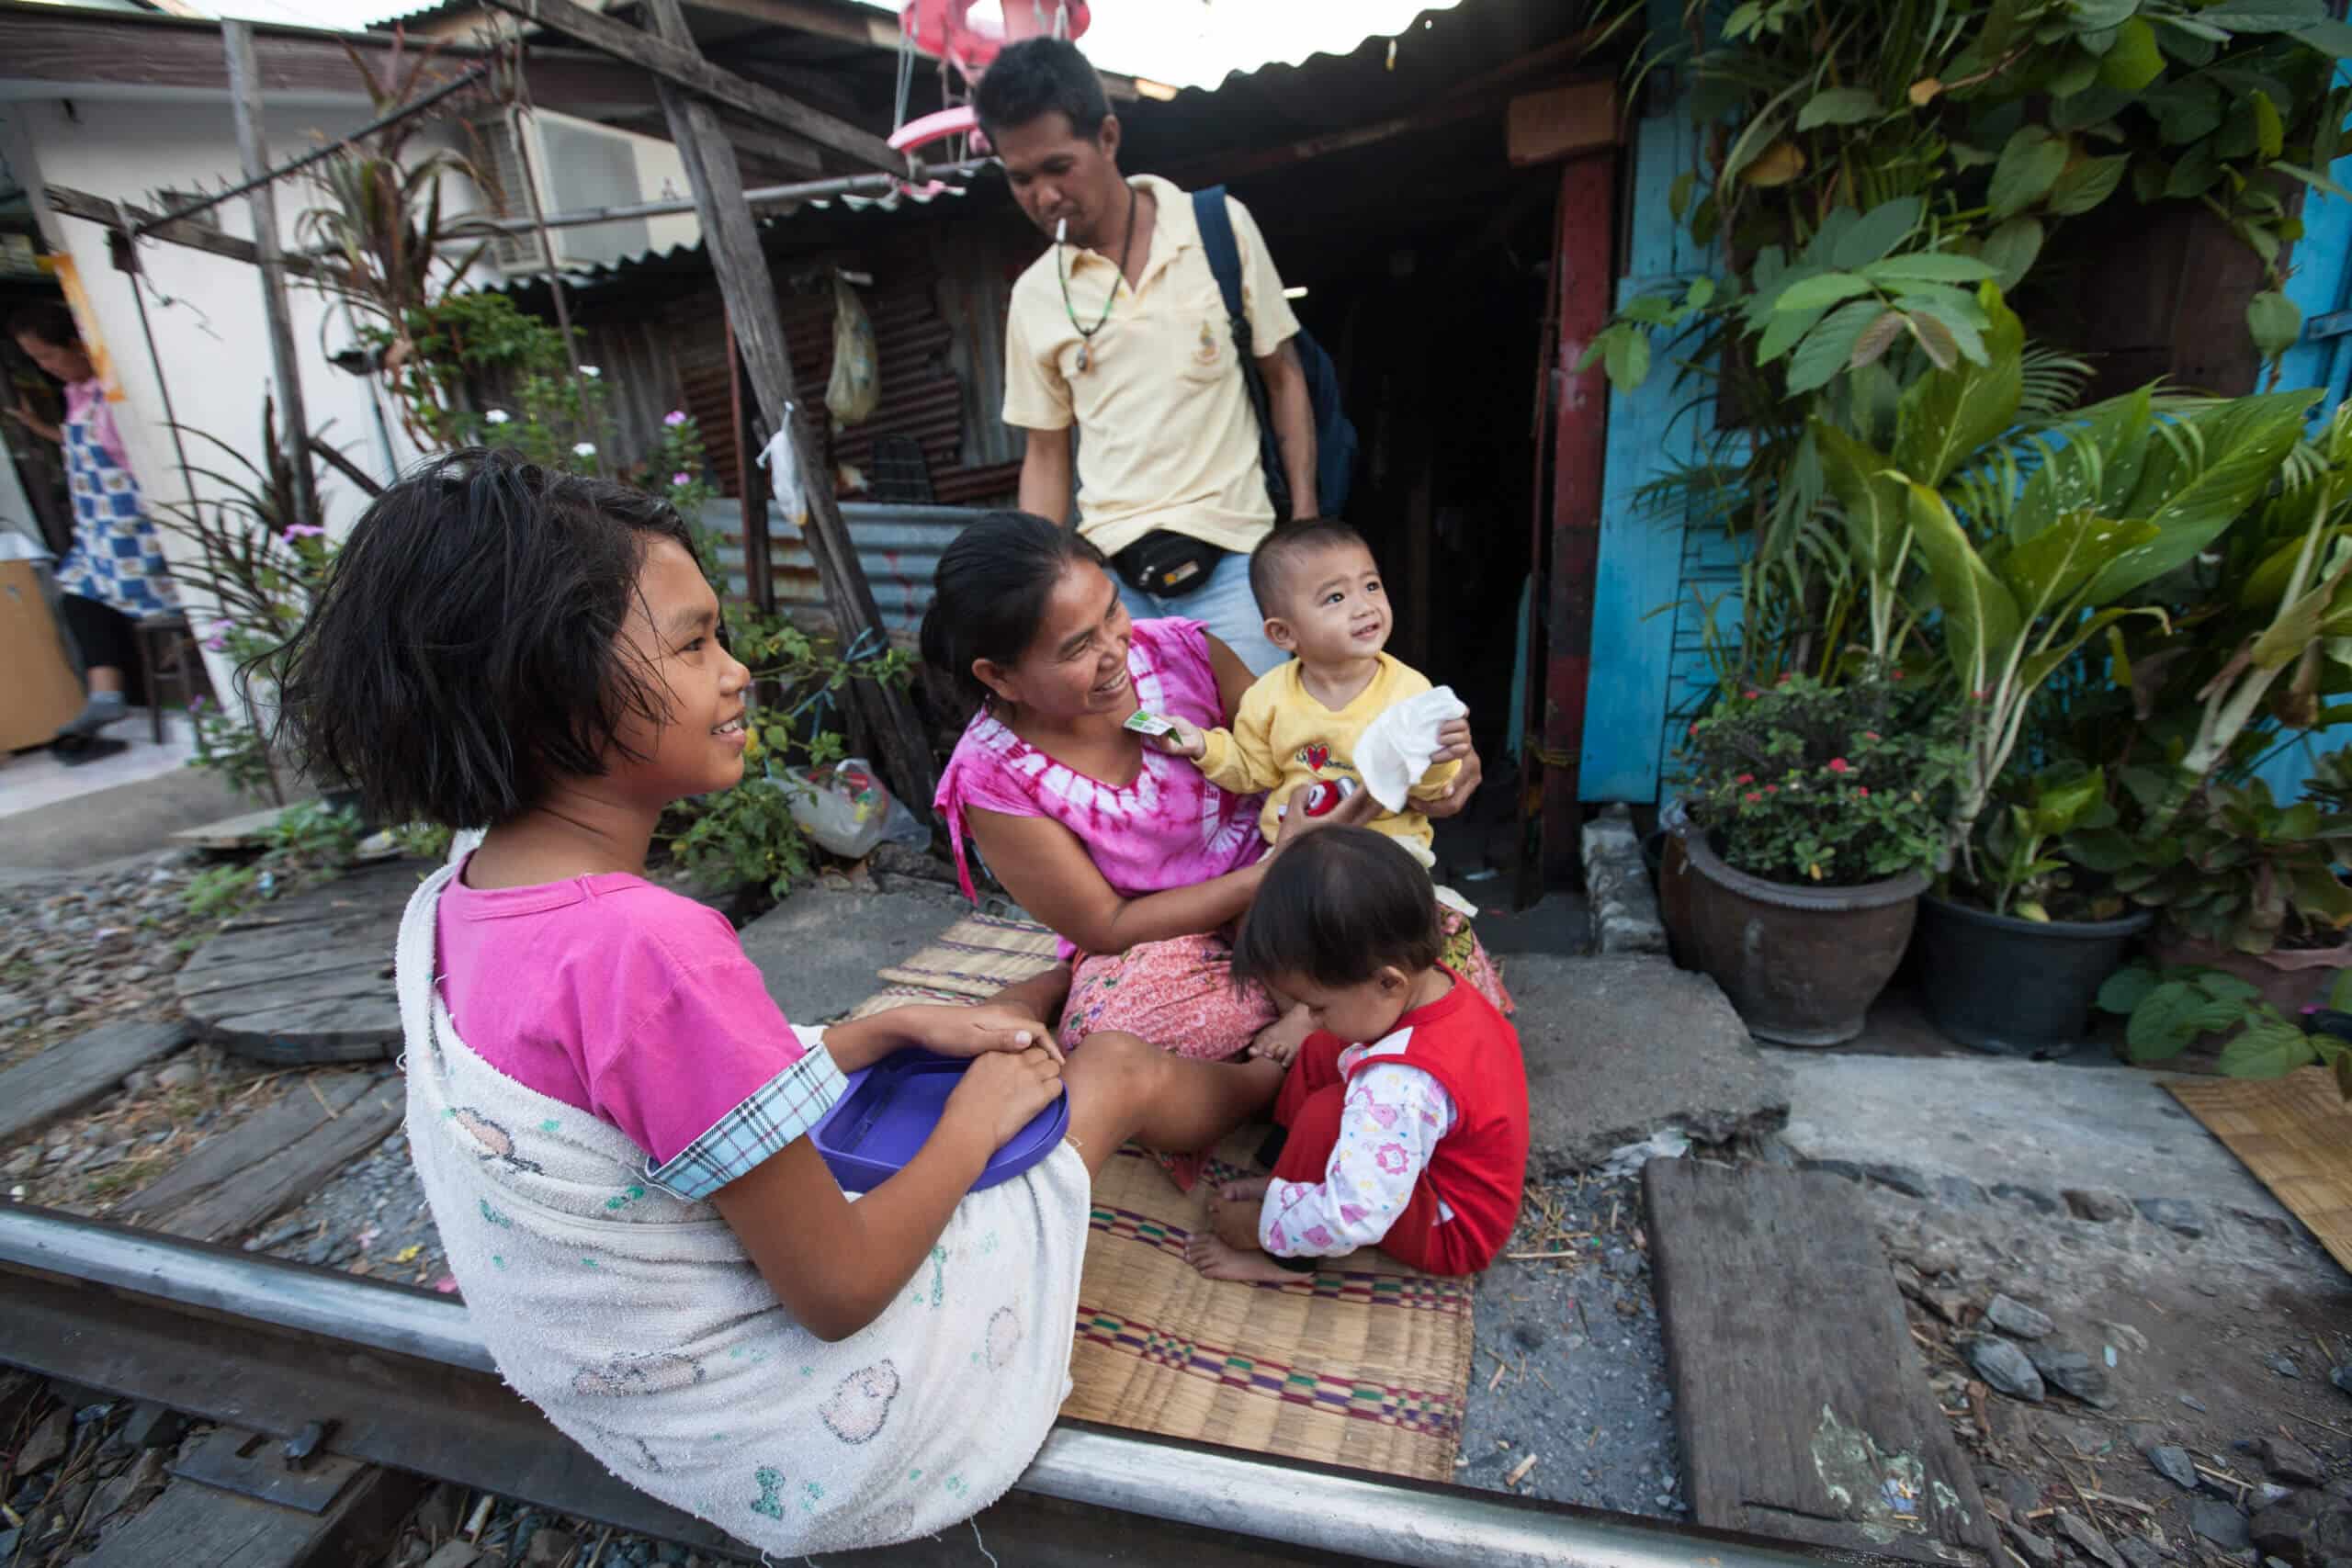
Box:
left=1110, top=531, right=1226, bottom=599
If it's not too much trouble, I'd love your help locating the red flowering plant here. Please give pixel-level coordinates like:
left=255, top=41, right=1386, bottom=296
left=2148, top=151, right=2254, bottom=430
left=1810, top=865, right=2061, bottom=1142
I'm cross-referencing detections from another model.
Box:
left=1679, top=675, right=1960, bottom=886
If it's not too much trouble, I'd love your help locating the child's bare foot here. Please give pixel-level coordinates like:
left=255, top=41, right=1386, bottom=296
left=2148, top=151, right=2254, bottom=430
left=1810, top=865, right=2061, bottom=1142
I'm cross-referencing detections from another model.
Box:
left=1250, top=1005, right=1313, bottom=1066
left=1211, top=1188, right=1264, bottom=1250
left=1185, top=1232, right=1310, bottom=1285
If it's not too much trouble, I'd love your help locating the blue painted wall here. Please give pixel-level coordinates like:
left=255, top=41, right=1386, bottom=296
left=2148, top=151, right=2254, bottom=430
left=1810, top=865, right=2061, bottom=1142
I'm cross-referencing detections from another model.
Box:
left=1577, top=14, right=1720, bottom=802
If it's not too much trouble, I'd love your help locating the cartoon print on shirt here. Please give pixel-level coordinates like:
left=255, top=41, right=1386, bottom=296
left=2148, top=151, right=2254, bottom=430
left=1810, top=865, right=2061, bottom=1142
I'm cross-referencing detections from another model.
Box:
left=450, top=1108, right=544, bottom=1175
left=572, top=1351, right=706, bottom=1398
left=820, top=1360, right=900, bottom=1445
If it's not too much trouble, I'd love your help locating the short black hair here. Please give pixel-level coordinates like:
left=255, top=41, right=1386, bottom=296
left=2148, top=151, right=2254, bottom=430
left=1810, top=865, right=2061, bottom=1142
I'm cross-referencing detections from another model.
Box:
left=8, top=302, right=81, bottom=351
left=1247, top=518, right=1371, bottom=619
left=920, top=509, right=1108, bottom=710
left=973, top=38, right=1112, bottom=141
left=1231, top=828, right=1442, bottom=992
left=272, top=447, right=701, bottom=829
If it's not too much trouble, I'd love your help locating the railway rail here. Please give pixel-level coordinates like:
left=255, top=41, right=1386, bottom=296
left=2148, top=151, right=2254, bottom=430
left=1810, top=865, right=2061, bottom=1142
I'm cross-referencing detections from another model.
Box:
left=0, top=1203, right=1906, bottom=1568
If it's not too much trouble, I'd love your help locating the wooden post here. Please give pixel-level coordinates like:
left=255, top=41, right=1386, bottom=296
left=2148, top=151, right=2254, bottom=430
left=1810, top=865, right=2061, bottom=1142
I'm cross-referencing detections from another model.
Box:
left=1542, top=151, right=1616, bottom=886
left=725, top=317, right=775, bottom=618
left=221, top=19, right=319, bottom=531
left=638, top=0, right=934, bottom=815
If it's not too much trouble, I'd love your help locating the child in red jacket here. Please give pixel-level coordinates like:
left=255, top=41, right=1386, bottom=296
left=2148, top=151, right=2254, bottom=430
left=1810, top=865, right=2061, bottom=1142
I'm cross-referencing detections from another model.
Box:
left=1186, top=828, right=1530, bottom=1281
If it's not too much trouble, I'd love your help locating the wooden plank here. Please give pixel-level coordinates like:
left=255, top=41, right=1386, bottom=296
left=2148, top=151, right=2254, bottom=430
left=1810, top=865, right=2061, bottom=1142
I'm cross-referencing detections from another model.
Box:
left=1541, top=150, right=1616, bottom=883
left=0, top=1019, right=194, bottom=1147
left=80, top=1461, right=417, bottom=1568
left=1509, top=81, right=1621, bottom=167
left=174, top=862, right=414, bottom=1062
left=127, top=1069, right=401, bottom=1242
left=0, top=7, right=651, bottom=111
left=223, top=19, right=319, bottom=532
left=44, top=186, right=357, bottom=289
left=479, top=0, right=901, bottom=172
left=1645, top=1159, right=1997, bottom=1567
left=168, top=802, right=317, bottom=850
left=640, top=0, right=936, bottom=817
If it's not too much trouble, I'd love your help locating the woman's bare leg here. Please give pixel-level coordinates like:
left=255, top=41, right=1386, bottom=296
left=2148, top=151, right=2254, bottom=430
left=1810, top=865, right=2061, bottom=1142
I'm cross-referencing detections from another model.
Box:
left=1060, top=1031, right=1283, bottom=1179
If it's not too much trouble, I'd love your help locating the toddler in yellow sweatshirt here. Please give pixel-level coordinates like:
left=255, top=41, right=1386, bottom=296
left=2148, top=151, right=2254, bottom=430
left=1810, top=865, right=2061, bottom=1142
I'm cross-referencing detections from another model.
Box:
left=1153, top=521, right=1463, bottom=868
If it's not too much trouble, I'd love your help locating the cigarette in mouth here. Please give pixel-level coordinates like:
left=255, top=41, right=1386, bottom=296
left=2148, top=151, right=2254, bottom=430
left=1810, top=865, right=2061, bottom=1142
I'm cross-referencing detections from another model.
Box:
left=1057, top=218, right=1068, bottom=243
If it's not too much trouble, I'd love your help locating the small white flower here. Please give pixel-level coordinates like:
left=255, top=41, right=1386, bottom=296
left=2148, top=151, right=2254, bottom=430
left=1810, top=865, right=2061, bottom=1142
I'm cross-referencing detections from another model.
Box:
left=572, top=442, right=597, bottom=457
left=580, top=365, right=601, bottom=378
left=483, top=410, right=511, bottom=425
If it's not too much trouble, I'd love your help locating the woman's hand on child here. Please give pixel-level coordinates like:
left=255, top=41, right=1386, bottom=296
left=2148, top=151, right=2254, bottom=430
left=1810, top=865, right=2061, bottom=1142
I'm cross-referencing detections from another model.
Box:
left=910, top=1003, right=1064, bottom=1066
left=944, top=1044, right=1066, bottom=1149
left=1147, top=716, right=1209, bottom=761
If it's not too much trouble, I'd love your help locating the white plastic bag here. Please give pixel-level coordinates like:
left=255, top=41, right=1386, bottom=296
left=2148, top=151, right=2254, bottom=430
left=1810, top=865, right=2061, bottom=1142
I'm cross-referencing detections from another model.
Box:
left=780, top=756, right=897, bottom=859
left=758, top=427, right=810, bottom=534
left=824, top=275, right=878, bottom=428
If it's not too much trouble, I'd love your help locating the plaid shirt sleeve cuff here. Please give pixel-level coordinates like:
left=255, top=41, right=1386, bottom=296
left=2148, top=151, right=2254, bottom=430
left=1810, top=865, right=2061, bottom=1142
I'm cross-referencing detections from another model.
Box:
left=646, top=1036, right=846, bottom=1201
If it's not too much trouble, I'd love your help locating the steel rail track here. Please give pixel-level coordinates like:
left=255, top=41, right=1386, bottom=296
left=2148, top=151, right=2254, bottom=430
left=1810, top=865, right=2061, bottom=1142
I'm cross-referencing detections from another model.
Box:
left=0, top=1204, right=1916, bottom=1568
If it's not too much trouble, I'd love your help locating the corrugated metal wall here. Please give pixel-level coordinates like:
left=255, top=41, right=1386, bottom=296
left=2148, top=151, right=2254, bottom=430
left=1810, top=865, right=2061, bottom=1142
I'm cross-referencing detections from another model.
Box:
left=699, top=496, right=982, bottom=637
left=557, top=215, right=1033, bottom=508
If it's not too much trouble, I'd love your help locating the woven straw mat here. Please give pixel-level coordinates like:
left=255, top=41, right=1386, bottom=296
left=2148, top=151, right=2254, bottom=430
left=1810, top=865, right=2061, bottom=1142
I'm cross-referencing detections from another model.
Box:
left=2168, top=1066, right=2352, bottom=1274
left=858, top=915, right=1476, bottom=1481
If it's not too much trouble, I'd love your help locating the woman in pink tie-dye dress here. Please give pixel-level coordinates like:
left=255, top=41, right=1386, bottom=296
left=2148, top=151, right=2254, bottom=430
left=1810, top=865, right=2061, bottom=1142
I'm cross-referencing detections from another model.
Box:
left=925, top=512, right=1508, bottom=1069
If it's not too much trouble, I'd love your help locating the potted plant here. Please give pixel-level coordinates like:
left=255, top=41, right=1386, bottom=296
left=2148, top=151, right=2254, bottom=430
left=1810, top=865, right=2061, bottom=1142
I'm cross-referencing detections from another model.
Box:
left=1669, top=675, right=1959, bottom=1045
left=1911, top=764, right=2154, bottom=1055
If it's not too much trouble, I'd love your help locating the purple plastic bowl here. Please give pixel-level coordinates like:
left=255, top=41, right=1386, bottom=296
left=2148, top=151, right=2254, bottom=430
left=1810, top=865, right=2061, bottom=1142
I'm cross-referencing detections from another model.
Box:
left=812, top=1049, right=1069, bottom=1194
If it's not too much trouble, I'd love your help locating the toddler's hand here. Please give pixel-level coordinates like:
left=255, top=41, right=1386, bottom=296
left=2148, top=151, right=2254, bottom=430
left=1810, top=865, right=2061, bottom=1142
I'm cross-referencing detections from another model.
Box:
left=1147, top=716, right=1209, bottom=761
left=944, top=1044, right=1065, bottom=1150
left=911, top=1003, right=1063, bottom=1065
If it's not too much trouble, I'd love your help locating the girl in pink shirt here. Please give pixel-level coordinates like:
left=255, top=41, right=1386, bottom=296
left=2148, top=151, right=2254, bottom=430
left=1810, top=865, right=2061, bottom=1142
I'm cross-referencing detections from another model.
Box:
left=272, top=450, right=1283, bottom=1551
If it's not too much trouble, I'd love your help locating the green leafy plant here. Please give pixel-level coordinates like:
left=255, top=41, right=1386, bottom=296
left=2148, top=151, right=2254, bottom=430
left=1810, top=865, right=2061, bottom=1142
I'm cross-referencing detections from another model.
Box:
left=182, top=864, right=261, bottom=924
left=2091, top=767, right=2352, bottom=953
left=2099, top=961, right=2352, bottom=1089
left=1679, top=673, right=1962, bottom=885
left=1977, top=763, right=2125, bottom=920
left=387, top=289, right=608, bottom=467
left=1596, top=0, right=2352, bottom=392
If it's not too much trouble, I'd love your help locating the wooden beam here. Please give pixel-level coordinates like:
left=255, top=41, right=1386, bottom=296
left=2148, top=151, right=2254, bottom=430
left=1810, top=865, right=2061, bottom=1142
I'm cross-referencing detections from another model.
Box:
left=1542, top=151, right=1614, bottom=885
left=0, top=5, right=653, bottom=112
left=1508, top=82, right=1620, bottom=167
left=224, top=18, right=319, bottom=532
left=45, top=185, right=358, bottom=289
left=479, top=0, right=901, bottom=172
left=639, top=0, right=934, bottom=815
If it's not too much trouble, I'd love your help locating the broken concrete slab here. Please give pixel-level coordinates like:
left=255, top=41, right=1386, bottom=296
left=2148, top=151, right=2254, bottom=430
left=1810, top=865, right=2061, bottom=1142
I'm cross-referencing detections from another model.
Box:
left=739, top=882, right=974, bottom=1026
left=1508, top=953, right=1790, bottom=1175
left=1579, top=806, right=1666, bottom=956
left=1775, top=1054, right=2290, bottom=1224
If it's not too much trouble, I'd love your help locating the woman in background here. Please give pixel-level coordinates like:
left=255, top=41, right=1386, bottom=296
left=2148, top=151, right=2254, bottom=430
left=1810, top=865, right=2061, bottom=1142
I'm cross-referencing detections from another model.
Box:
left=6, top=302, right=177, bottom=741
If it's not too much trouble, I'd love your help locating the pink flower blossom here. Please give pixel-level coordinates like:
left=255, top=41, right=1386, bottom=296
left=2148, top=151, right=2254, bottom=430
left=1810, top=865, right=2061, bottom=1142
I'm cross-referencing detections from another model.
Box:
left=1862, top=731, right=1881, bottom=741
left=283, top=523, right=325, bottom=539
left=672, top=471, right=692, bottom=486
left=663, top=410, right=688, bottom=426
left=1688, top=722, right=1699, bottom=738
left=1892, top=669, right=1906, bottom=681
left=1736, top=773, right=1754, bottom=784
left=1765, top=784, right=1778, bottom=794
left=1744, top=791, right=1761, bottom=804
left=1777, top=673, right=1792, bottom=684
left=1827, top=758, right=1850, bottom=773
left=1744, top=689, right=1760, bottom=700
left=1857, top=787, right=1870, bottom=798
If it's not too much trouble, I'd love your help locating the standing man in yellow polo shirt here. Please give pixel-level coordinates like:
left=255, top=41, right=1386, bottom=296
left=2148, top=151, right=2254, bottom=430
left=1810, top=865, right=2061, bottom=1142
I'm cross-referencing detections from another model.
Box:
left=976, top=39, right=1316, bottom=674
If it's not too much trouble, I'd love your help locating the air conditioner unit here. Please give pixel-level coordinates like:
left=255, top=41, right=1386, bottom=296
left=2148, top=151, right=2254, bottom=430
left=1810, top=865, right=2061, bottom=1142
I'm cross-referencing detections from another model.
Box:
left=475, top=109, right=700, bottom=276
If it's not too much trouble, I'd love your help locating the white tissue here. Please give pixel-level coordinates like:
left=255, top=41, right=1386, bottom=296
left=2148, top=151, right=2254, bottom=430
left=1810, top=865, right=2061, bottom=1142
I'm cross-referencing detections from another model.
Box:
left=1353, top=684, right=1470, bottom=812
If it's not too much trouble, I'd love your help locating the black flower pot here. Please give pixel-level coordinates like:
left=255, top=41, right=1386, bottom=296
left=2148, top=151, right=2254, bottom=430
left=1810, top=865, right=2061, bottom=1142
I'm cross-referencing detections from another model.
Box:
left=1916, top=894, right=2153, bottom=1057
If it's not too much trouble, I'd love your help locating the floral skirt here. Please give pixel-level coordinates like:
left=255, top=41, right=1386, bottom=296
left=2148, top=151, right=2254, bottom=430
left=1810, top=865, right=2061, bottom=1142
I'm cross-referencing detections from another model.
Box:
left=1057, top=910, right=1514, bottom=1061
